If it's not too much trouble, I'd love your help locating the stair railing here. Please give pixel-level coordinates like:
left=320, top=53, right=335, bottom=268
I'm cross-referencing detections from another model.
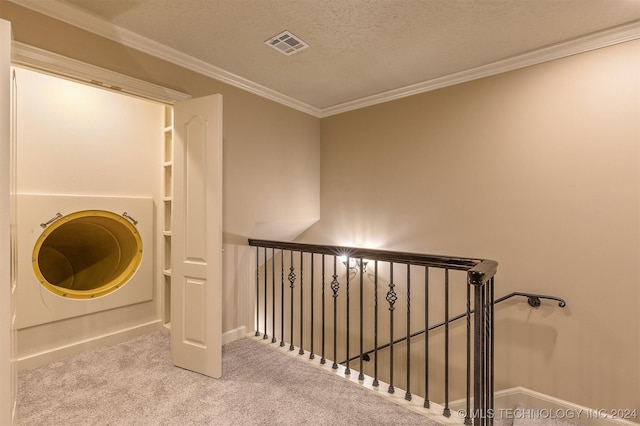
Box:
left=249, top=239, right=498, bottom=425
left=349, top=292, right=567, bottom=364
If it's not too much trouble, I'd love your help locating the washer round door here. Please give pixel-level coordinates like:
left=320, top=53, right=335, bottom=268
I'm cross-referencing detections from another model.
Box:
left=32, top=210, right=143, bottom=299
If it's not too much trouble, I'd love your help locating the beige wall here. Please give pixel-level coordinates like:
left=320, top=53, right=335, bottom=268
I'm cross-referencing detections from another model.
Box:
left=301, top=40, right=639, bottom=412
left=3, top=0, right=638, bottom=414
left=1, top=1, right=320, bottom=351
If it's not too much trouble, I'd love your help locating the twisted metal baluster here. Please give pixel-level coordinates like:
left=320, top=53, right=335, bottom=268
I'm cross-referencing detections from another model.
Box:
left=288, top=251, right=296, bottom=351
left=331, top=256, right=340, bottom=370
left=386, top=262, right=397, bottom=394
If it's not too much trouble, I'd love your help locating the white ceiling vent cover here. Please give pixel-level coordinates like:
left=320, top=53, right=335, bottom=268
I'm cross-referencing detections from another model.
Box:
left=265, top=30, right=309, bottom=56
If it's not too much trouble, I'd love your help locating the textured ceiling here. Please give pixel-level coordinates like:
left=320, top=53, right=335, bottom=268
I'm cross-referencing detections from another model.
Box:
left=22, top=0, right=640, bottom=110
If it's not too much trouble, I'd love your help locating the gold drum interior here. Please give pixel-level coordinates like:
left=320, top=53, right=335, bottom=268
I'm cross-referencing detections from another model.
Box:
left=32, top=210, right=143, bottom=299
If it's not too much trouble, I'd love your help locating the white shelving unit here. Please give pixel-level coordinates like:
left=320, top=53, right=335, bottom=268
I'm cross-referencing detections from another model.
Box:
left=162, top=106, right=173, bottom=328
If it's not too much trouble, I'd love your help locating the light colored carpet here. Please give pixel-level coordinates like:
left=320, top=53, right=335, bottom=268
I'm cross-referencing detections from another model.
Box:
left=17, top=330, right=440, bottom=425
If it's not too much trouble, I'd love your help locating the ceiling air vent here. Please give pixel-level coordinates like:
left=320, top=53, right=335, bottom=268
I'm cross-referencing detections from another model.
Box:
left=265, top=30, right=309, bottom=56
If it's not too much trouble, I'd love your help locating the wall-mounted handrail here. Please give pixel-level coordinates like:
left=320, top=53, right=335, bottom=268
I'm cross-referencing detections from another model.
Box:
left=346, top=291, right=567, bottom=364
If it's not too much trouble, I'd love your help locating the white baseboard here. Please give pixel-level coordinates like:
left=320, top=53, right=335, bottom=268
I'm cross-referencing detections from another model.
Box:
left=249, top=334, right=465, bottom=425
left=452, top=387, right=638, bottom=426
left=17, top=320, right=163, bottom=371
left=222, top=326, right=247, bottom=345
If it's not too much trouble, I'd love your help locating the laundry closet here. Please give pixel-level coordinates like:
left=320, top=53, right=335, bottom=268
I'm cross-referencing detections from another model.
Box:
left=14, top=65, right=167, bottom=368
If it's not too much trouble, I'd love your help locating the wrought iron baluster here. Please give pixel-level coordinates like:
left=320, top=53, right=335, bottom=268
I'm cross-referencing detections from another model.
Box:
left=373, top=260, right=379, bottom=387
left=247, top=239, right=498, bottom=424
left=263, top=248, right=268, bottom=340
left=358, top=257, right=364, bottom=381
left=424, top=266, right=430, bottom=409
left=345, top=256, right=351, bottom=376
left=443, top=268, right=451, bottom=418
left=331, top=256, right=339, bottom=370
left=310, top=253, right=315, bottom=360
left=280, top=249, right=285, bottom=347
left=480, top=281, right=486, bottom=424
left=405, top=264, right=411, bottom=401
left=386, top=262, right=396, bottom=394
left=255, top=248, right=260, bottom=337
left=321, top=254, right=326, bottom=365
left=299, top=252, right=304, bottom=355
left=465, top=282, right=472, bottom=426
left=271, top=248, right=277, bottom=343
left=288, top=250, right=296, bottom=352
left=489, top=277, right=495, bottom=426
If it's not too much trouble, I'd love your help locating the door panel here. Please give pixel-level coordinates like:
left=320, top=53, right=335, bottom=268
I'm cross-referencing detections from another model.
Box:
left=171, top=94, right=223, bottom=378
left=0, top=18, right=16, bottom=425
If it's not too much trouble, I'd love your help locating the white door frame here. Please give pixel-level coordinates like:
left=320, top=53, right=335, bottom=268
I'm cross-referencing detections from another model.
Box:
left=0, top=18, right=15, bottom=426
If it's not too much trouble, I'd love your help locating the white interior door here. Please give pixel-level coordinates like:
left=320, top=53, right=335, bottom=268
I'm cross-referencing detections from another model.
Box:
left=0, top=18, right=17, bottom=425
left=171, top=94, right=223, bottom=378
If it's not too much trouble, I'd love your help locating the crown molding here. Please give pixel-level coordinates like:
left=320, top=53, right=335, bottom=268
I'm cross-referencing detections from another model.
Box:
left=12, top=42, right=191, bottom=104
left=9, top=0, right=639, bottom=119
left=8, top=0, right=322, bottom=117
left=320, top=20, right=640, bottom=117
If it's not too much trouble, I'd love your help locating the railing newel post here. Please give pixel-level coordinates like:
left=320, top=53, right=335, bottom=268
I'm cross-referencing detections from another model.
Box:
left=255, top=247, right=260, bottom=337
left=465, top=281, right=472, bottom=426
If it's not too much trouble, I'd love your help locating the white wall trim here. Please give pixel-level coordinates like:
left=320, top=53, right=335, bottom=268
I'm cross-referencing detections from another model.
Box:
left=222, top=326, right=247, bottom=345
left=12, top=42, right=191, bottom=104
left=321, top=20, right=640, bottom=117
left=8, top=0, right=322, bottom=117
left=450, top=387, right=639, bottom=426
left=17, top=320, right=163, bottom=371
left=8, top=0, right=640, bottom=118
left=249, top=333, right=464, bottom=425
